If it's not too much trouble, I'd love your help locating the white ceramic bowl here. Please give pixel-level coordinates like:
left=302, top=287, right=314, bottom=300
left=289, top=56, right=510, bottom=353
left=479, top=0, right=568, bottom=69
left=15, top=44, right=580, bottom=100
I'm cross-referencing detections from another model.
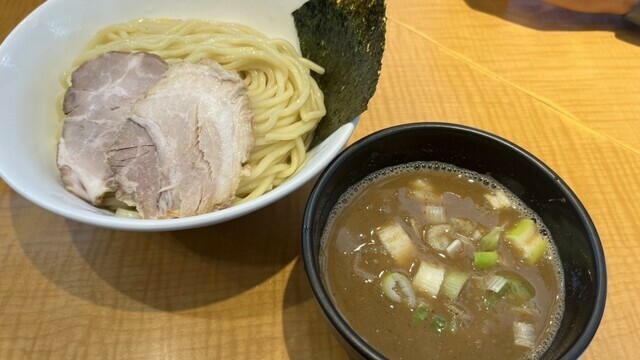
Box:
left=0, top=0, right=359, bottom=231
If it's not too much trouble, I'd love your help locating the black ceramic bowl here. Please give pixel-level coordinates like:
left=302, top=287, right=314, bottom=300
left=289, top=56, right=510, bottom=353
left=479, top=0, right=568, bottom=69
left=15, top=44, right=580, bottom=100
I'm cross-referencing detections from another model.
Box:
left=302, top=122, right=606, bottom=359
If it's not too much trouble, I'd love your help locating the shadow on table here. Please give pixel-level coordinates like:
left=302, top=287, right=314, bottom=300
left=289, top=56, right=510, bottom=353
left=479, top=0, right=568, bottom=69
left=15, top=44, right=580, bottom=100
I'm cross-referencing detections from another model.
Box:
left=12, top=182, right=313, bottom=313
left=282, top=258, right=348, bottom=360
left=464, top=0, right=640, bottom=46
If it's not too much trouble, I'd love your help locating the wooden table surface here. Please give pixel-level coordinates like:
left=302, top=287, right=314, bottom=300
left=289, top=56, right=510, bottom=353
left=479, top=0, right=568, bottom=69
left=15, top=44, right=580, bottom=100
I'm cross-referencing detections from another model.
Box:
left=2, top=0, right=640, bottom=359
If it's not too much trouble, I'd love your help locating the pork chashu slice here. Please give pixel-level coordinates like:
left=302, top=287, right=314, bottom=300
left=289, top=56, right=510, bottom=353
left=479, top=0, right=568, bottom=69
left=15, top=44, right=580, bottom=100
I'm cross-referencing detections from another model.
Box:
left=108, top=61, right=254, bottom=219
left=57, top=51, right=168, bottom=205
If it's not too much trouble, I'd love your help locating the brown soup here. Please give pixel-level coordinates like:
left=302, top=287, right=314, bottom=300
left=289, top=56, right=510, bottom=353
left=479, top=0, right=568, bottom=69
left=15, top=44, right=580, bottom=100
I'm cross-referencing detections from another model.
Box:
left=320, top=162, right=564, bottom=360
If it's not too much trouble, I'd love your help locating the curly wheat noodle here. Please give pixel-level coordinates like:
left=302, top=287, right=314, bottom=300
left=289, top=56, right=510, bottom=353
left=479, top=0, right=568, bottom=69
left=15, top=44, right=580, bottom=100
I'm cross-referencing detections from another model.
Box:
left=58, top=18, right=326, bottom=208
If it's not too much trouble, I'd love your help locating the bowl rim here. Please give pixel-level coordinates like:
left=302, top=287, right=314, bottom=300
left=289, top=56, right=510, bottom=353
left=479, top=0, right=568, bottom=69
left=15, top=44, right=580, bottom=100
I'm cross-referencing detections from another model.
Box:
left=0, top=0, right=359, bottom=231
left=302, top=121, right=607, bottom=360
left=0, top=119, right=357, bottom=231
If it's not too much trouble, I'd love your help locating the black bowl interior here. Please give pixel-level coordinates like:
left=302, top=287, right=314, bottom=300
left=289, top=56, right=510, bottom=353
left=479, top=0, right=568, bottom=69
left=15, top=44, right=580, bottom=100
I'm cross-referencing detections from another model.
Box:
left=302, top=122, right=606, bottom=360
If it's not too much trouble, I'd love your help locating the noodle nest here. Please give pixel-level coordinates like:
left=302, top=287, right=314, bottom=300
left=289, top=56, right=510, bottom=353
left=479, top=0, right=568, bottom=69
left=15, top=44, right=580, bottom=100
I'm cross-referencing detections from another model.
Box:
left=63, top=18, right=326, bottom=203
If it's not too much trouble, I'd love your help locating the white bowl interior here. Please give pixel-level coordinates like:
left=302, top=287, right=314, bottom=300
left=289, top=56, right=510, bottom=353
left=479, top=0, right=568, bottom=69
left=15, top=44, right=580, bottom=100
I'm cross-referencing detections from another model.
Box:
left=0, top=0, right=358, bottom=231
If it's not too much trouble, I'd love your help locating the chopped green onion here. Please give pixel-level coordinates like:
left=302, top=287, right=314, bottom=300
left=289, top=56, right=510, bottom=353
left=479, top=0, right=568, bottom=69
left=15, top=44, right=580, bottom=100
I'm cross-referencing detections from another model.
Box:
left=445, top=239, right=462, bottom=256
left=408, top=178, right=440, bottom=203
left=520, top=235, right=549, bottom=265
left=480, top=227, right=502, bottom=251
left=474, top=251, right=499, bottom=268
left=510, top=281, right=535, bottom=301
left=426, top=224, right=452, bottom=251
left=442, top=271, right=470, bottom=300
left=425, top=205, right=447, bottom=224
left=500, top=272, right=536, bottom=301
left=506, top=219, right=536, bottom=244
left=431, top=316, right=447, bottom=334
left=506, top=219, right=548, bottom=264
left=513, top=322, right=536, bottom=348
left=484, top=290, right=506, bottom=309
left=486, top=275, right=508, bottom=294
left=484, top=278, right=511, bottom=309
left=485, top=190, right=512, bottom=209
left=412, top=262, right=445, bottom=297
left=412, top=306, right=430, bottom=322
left=484, top=272, right=536, bottom=307
left=381, top=272, right=417, bottom=308
left=377, top=223, right=416, bottom=266
left=115, top=208, right=142, bottom=219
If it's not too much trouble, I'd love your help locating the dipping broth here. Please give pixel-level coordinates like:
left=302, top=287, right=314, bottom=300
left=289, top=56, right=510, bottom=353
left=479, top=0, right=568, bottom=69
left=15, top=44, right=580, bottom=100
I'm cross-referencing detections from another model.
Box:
left=320, top=162, right=564, bottom=360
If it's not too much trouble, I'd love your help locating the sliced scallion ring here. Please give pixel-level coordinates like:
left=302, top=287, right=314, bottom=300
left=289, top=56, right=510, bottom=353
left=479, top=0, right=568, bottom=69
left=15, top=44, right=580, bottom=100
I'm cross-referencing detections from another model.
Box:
left=381, top=272, right=417, bottom=308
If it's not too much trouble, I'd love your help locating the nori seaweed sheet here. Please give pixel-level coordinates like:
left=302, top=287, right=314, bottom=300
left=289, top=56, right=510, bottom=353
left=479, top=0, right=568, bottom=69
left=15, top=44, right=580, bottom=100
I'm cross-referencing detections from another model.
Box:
left=293, top=0, right=386, bottom=147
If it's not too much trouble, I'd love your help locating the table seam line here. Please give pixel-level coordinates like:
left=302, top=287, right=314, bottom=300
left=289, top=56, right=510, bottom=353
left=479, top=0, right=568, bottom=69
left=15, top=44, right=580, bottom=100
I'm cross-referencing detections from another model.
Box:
left=387, top=16, right=640, bottom=157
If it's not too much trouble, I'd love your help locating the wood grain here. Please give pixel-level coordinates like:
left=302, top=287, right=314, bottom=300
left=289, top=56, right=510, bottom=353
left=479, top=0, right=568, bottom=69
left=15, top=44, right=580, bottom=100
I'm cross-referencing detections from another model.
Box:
left=387, top=0, right=640, bottom=152
left=1, top=0, right=639, bottom=359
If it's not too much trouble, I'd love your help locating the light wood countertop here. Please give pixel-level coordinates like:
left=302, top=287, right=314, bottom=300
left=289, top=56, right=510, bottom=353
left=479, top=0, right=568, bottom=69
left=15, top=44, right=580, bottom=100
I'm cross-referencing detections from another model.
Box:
left=1, top=0, right=639, bottom=358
